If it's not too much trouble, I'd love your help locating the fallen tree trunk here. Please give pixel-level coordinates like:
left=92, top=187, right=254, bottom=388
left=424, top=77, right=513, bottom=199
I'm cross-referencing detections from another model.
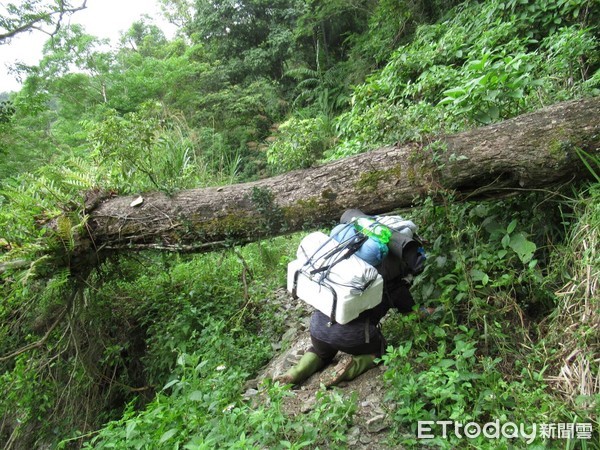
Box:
left=84, top=97, right=599, bottom=257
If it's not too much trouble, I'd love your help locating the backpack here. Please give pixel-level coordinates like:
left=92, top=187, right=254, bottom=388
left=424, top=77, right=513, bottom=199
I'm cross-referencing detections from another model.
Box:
left=287, top=230, right=384, bottom=326
left=287, top=209, right=426, bottom=325
left=340, top=209, right=426, bottom=277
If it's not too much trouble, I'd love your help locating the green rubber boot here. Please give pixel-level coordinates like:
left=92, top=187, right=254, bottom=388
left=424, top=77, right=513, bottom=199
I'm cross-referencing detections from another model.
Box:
left=321, top=354, right=376, bottom=387
left=275, top=351, right=324, bottom=385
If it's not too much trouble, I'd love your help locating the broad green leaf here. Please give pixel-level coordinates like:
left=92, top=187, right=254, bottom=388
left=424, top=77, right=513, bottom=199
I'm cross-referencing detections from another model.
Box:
left=483, top=217, right=503, bottom=235
left=163, top=379, right=180, bottom=390
left=474, top=110, right=492, bottom=124
left=509, top=232, right=537, bottom=263
left=470, top=269, right=489, bottom=286
left=462, top=348, right=476, bottom=358
left=188, top=390, right=204, bottom=401
left=160, top=429, right=178, bottom=443
left=434, top=326, right=447, bottom=338
left=488, top=105, right=500, bottom=120
left=437, top=359, right=456, bottom=368
left=442, top=86, right=467, bottom=98
left=126, top=422, right=137, bottom=440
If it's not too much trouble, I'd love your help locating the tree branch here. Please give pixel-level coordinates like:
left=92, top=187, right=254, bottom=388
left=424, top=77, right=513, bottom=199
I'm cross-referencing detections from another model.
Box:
left=0, top=286, right=77, bottom=362
left=0, top=0, right=88, bottom=43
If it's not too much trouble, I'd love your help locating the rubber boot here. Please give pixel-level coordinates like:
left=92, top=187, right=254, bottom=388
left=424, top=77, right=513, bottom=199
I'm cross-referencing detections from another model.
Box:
left=321, top=354, right=376, bottom=387
left=275, top=351, right=324, bottom=385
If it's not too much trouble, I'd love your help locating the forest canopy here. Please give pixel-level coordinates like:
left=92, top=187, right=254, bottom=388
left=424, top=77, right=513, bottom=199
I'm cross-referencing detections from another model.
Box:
left=0, top=0, right=598, bottom=448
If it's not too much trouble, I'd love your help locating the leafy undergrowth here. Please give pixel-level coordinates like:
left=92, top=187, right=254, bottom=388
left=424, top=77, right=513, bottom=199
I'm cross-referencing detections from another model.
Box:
left=279, top=0, right=599, bottom=167
left=1, top=0, right=598, bottom=448
left=378, top=186, right=599, bottom=449
left=40, top=185, right=596, bottom=450
left=1, top=180, right=597, bottom=448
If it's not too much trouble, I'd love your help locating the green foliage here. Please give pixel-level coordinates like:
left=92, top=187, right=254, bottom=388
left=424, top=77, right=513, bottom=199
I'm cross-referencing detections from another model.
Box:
left=190, top=0, right=301, bottom=82
left=575, top=148, right=600, bottom=183
left=285, top=64, right=350, bottom=116
left=1, top=0, right=599, bottom=447
left=538, top=25, right=600, bottom=98
left=81, top=371, right=355, bottom=449
left=0, top=158, right=96, bottom=262
left=59, top=236, right=356, bottom=448
left=538, top=184, right=599, bottom=419
left=190, top=78, right=284, bottom=161
left=119, top=19, right=170, bottom=57
left=0, top=89, right=62, bottom=178
left=86, top=105, right=185, bottom=192
left=39, top=24, right=112, bottom=79
left=108, top=39, right=206, bottom=115
left=0, top=0, right=87, bottom=43
left=84, top=102, right=241, bottom=194
left=1, top=235, right=298, bottom=448
left=381, top=329, right=575, bottom=448
left=266, top=115, right=334, bottom=172
left=346, top=0, right=462, bottom=67
left=379, top=186, right=598, bottom=448
left=327, top=0, right=599, bottom=158
left=0, top=100, right=15, bottom=124
left=439, top=51, right=539, bottom=124
left=503, top=0, right=597, bottom=38
left=410, top=193, right=560, bottom=323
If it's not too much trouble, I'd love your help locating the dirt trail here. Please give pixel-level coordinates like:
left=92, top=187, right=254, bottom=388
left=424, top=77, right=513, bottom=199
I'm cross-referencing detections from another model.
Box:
left=243, top=288, right=412, bottom=449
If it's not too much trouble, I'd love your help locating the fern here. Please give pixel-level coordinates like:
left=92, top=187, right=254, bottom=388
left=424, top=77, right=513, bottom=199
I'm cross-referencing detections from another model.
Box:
left=55, top=157, right=99, bottom=190
left=0, top=153, right=99, bottom=264
left=285, top=64, right=349, bottom=114
left=57, top=167, right=96, bottom=189
left=56, top=215, right=74, bottom=250
left=285, top=66, right=320, bottom=81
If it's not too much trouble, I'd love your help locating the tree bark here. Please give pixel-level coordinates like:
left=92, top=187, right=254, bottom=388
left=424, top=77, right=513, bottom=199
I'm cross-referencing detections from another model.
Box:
left=84, top=97, right=599, bottom=256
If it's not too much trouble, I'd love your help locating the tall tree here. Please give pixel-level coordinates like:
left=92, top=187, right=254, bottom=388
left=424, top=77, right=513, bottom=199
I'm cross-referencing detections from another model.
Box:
left=0, top=0, right=87, bottom=43
left=294, top=0, right=370, bottom=67
left=119, top=19, right=169, bottom=57
left=158, top=0, right=195, bottom=30
left=190, top=0, right=301, bottom=81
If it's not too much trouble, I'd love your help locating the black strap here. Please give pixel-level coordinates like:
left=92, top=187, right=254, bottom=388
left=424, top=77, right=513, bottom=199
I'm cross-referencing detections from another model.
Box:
left=297, top=227, right=369, bottom=326
left=327, top=285, right=338, bottom=326
left=291, top=269, right=301, bottom=299
left=309, top=234, right=368, bottom=275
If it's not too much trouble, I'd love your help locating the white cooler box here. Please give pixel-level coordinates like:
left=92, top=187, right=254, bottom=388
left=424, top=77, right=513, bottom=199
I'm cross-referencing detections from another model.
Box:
left=286, top=231, right=383, bottom=324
